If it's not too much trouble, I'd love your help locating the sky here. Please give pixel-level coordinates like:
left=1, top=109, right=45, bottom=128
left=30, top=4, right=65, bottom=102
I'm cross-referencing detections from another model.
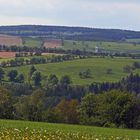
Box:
left=0, top=0, right=140, bottom=31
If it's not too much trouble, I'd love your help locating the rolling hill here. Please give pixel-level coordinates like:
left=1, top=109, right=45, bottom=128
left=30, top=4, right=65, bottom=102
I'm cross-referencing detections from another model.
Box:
left=4, top=57, right=140, bottom=85
left=0, top=25, right=140, bottom=41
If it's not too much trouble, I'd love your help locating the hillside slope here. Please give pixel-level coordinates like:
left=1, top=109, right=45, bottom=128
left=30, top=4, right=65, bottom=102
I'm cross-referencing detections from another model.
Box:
left=0, top=25, right=140, bottom=41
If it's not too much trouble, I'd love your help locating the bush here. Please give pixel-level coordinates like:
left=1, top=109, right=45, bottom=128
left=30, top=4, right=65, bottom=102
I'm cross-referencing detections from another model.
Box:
left=106, top=68, right=113, bottom=74
left=123, top=65, right=133, bottom=73
left=79, top=69, right=92, bottom=79
left=104, top=122, right=117, bottom=128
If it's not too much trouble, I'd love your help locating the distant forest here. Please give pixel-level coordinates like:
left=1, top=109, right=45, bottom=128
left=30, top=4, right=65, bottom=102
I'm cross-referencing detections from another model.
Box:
left=0, top=25, right=140, bottom=41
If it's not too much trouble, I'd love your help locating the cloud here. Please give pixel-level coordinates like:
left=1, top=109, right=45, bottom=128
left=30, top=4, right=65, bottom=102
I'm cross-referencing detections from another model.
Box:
left=0, top=0, right=139, bottom=30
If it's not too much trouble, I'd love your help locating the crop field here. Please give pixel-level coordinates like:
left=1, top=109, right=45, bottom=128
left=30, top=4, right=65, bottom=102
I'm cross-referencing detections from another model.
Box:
left=63, top=40, right=140, bottom=53
left=43, top=39, right=62, bottom=48
left=4, top=57, right=140, bottom=85
left=0, top=52, right=16, bottom=58
left=0, top=52, right=62, bottom=61
left=0, top=120, right=139, bottom=140
left=22, top=38, right=62, bottom=48
left=2, top=35, right=139, bottom=53
left=0, top=35, right=23, bottom=46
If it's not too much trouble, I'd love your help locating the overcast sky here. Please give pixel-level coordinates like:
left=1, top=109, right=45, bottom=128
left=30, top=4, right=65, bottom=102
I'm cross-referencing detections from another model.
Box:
left=0, top=0, right=140, bottom=31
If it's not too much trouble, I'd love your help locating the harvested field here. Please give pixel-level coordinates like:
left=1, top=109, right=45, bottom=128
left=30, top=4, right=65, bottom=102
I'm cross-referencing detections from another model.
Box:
left=0, top=52, right=16, bottom=58
left=0, top=34, right=23, bottom=46
left=43, top=39, right=62, bottom=48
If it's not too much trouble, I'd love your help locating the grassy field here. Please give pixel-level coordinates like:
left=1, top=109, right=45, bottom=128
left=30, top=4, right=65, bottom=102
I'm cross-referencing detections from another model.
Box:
left=0, top=58, right=14, bottom=62
left=19, top=37, right=140, bottom=53
left=63, top=40, right=140, bottom=53
left=23, top=37, right=43, bottom=47
left=4, top=57, right=140, bottom=85
left=126, top=38, right=140, bottom=43
left=0, top=120, right=139, bottom=140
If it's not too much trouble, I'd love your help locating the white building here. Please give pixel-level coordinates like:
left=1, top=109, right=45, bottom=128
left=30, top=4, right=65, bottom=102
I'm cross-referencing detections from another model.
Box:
left=95, top=45, right=102, bottom=53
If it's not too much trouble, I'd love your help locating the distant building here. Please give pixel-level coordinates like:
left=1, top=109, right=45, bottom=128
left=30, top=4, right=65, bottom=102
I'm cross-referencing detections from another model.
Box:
left=95, top=45, right=102, bottom=53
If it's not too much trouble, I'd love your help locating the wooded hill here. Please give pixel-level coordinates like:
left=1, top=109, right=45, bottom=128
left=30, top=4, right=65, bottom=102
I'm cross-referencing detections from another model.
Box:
left=0, top=25, right=140, bottom=41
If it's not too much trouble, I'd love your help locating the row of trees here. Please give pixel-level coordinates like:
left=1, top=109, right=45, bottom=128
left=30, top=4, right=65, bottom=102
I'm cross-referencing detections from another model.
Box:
left=0, top=55, right=77, bottom=68
left=1, top=44, right=140, bottom=58
left=0, top=45, right=94, bottom=56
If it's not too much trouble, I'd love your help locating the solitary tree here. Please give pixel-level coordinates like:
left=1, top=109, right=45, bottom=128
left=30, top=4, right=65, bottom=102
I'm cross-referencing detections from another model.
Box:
left=7, top=70, right=18, bottom=82
left=79, top=69, right=92, bottom=79
left=133, top=62, right=140, bottom=69
left=32, top=71, right=42, bottom=86
left=28, top=65, right=37, bottom=83
left=29, top=65, right=37, bottom=78
left=47, top=74, right=58, bottom=86
left=60, top=75, right=72, bottom=85
left=123, top=65, right=132, bottom=73
left=106, top=68, right=113, bottom=74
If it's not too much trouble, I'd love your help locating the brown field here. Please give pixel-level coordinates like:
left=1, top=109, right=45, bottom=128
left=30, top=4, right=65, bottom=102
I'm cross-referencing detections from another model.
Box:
left=0, top=52, right=16, bottom=58
left=0, top=34, right=23, bottom=46
left=43, top=39, right=62, bottom=48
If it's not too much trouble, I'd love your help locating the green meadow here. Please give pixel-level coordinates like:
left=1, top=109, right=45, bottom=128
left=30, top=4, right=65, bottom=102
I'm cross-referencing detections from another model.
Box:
left=20, top=37, right=140, bottom=53
left=63, top=40, right=140, bottom=53
left=23, top=37, right=43, bottom=47
left=4, top=57, right=140, bottom=85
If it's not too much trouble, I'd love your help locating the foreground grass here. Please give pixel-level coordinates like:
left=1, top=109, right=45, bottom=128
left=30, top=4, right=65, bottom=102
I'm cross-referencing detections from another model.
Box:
left=4, top=57, right=140, bottom=85
left=0, top=120, right=140, bottom=140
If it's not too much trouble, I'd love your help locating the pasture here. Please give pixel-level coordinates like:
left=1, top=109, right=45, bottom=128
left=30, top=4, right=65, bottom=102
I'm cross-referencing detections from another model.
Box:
left=11, top=37, right=140, bottom=54
left=0, top=120, right=139, bottom=140
left=63, top=40, right=140, bottom=53
left=126, top=38, right=140, bottom=43
left=4, top=57, right=140, bottom=85
left=23, top=37, right=43, bottom=47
